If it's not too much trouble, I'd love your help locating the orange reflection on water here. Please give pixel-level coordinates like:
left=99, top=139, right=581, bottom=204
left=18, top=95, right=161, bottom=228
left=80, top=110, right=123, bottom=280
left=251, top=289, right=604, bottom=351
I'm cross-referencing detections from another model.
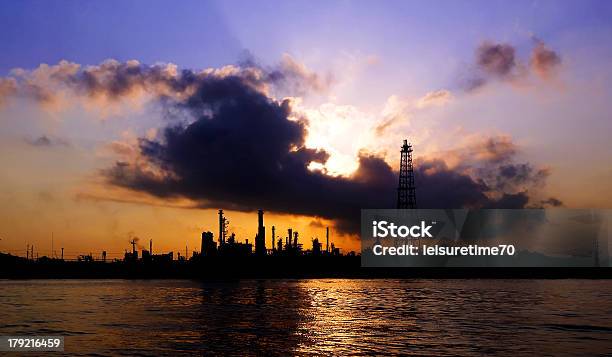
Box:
left=1, top=279, right=611, bottom=355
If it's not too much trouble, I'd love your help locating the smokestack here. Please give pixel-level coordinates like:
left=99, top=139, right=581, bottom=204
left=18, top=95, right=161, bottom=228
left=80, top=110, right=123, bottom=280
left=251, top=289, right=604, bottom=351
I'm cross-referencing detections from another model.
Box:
left=287, top=228, right=292, bottom=248
left=271, top=226, right=276, bottom=251
left=150, top=239, right=153, bottom=255
left=326, top=227, right=329, bottom=253
left=256, top=209, right=266, bottom=256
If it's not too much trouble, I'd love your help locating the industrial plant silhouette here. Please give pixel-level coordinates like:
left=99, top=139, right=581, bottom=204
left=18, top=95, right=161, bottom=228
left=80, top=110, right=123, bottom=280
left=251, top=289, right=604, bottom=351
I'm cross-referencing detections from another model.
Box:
left=2, top=139, right=601, bottom=278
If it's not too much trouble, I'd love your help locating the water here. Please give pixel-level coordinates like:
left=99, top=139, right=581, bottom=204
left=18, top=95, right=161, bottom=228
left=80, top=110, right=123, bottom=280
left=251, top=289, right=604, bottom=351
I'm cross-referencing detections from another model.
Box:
left=1, top=279, right=611, bottom=356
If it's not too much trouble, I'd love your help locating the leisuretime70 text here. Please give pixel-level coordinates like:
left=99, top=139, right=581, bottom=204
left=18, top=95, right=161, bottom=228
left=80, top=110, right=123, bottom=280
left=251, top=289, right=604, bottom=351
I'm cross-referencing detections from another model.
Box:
left=372, top=244, right=516, bottom=256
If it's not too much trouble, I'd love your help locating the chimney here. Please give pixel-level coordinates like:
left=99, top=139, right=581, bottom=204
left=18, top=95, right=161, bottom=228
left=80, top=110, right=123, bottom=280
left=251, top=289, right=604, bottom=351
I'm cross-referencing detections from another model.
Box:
left=218, top=209, right=224, bottom=245
left=256, top=209, right=266, bottom=255
left=326, top=227, right=329, bottom=253
left=258, top=209, right=264, bottom=228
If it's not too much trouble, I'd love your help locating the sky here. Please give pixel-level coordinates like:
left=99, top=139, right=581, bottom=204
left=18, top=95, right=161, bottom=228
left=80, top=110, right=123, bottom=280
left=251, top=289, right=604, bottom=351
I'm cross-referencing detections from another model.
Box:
left=0, top=0, right=611, bottom=258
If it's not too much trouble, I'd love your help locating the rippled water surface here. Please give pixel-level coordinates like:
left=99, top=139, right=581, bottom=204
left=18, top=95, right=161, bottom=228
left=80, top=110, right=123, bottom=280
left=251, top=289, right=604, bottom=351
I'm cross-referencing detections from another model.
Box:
left=1, top=279, right=611, bottom=355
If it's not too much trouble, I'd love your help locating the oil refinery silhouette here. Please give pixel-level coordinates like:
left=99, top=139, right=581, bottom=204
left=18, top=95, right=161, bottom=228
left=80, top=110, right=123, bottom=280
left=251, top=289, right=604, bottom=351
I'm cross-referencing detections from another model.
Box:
left=0, top=139, right=608, bottom=278
left=1, top=203, right=363, bottom=278
left=1, top=205, right=362, bottom=278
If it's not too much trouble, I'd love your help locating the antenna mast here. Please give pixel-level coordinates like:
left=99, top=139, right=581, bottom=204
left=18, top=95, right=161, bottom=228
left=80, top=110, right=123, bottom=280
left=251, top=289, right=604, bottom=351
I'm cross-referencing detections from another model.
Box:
left=397, top=139, right=417, bottom=209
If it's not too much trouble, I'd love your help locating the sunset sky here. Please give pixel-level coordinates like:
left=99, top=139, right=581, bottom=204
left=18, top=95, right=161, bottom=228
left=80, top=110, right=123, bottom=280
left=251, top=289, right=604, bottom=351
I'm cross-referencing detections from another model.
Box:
left=1, top=0, right=611, bottom=258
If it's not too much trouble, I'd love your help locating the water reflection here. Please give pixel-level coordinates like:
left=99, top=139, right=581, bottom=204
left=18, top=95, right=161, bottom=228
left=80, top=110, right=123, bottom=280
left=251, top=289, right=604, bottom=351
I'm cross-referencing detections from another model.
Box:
left=0, top=279, right=611, bottom=355
left=193, top=280, right=312, bottom=355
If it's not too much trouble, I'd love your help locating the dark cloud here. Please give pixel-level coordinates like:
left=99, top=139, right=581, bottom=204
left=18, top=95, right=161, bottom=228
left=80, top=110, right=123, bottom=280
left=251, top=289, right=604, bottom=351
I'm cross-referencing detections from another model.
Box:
left=104, top=73, right=392, bottom=233
left=477, top=42, right=517, bottom=78
left=487, top=192, right=530, bottom=209
left=538, top=197, right=564, bottom=208
left=463, top=42, right=517, bottom=91
left=25, top=135, right=70, bottom=147
left=463, top=38, right=561, bottom=91
left=480, top=136, right=516, bottom=162
left=29, top=135, right=51, bottom=147
left=463, top=77, right=487, bottom=92
left=414, top=159, right=489, bottom=208
left=530, top=39, right=562, bottom=79
left=103, top=72, right=555, bottom=234
left=444, top=136, right=554, bottom=203
left=484, top=163, right=549, bottom=192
